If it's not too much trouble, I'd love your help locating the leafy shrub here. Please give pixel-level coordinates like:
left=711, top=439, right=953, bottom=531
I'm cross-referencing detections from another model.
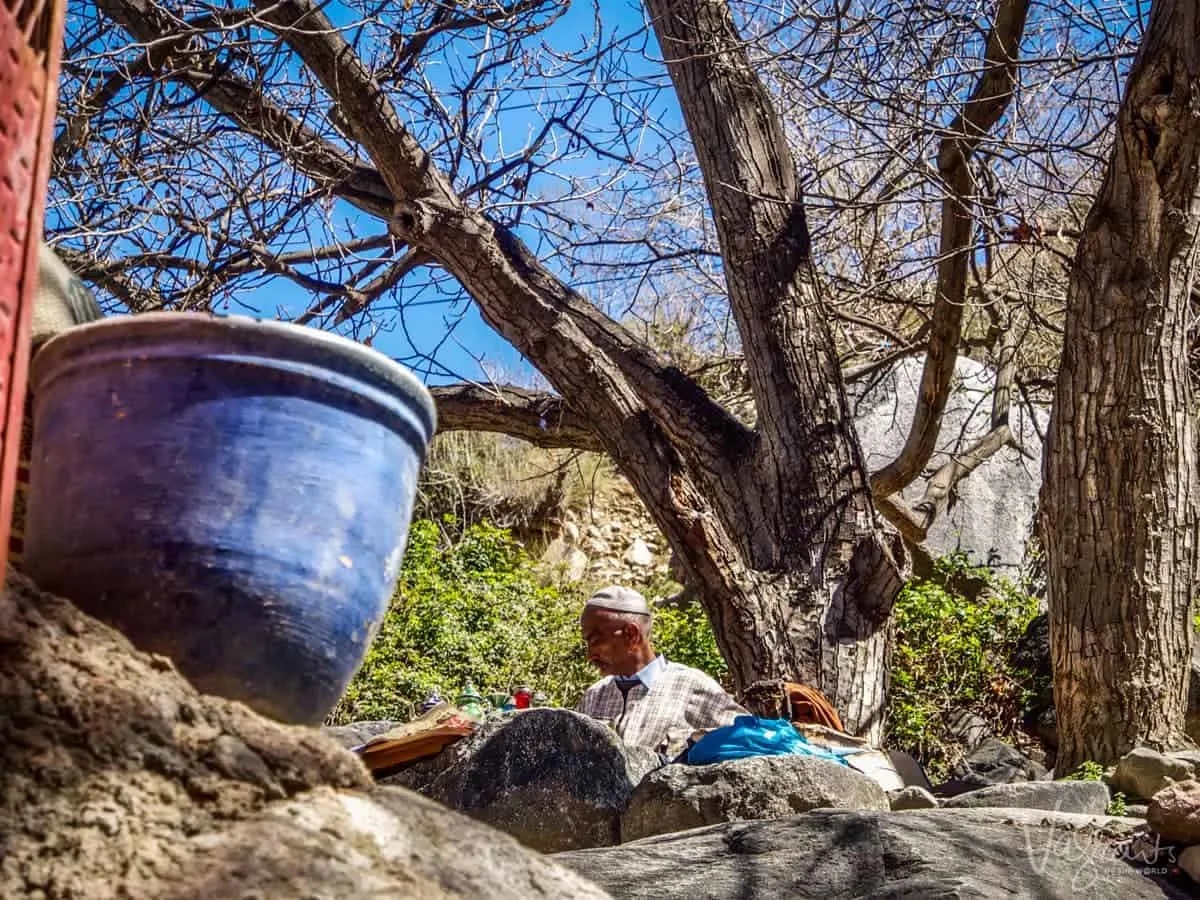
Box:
left=1065, top=760, right=1105, bottom=782
left=329, top=518, right=594, bottom=723
left=1107, top=792, right=1128, bottom=816
left=329, top=519, right=726, bottom=724
left=886, top=551, right=1040, bottom=781
left=653, top=599, right=728, bottom=681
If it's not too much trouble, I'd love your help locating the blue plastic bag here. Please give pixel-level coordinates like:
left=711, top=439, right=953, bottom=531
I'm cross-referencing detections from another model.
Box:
left=685, top=716, right=857, bottom=766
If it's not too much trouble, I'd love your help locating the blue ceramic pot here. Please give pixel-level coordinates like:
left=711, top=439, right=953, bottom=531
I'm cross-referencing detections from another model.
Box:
left=23, top=312, right=436, bottom=725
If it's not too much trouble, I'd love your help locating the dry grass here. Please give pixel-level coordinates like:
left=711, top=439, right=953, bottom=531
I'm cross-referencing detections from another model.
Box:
left=416, top=431, right=620, bottom=549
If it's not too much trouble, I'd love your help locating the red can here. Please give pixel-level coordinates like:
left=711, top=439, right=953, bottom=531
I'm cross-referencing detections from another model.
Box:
left=514, top=686, right=533, bottom=709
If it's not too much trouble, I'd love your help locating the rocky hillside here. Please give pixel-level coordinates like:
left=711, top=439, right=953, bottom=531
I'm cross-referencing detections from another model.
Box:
left=539, top=480, right=672, bottom=588
left=427, top=355, right=1047, bottom=594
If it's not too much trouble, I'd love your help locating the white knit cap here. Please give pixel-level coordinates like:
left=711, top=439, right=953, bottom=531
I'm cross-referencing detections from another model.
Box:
left=585, top=585, right=650, bottom=616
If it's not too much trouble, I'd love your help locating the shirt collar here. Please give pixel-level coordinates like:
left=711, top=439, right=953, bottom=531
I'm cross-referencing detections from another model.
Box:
left=631, top=654, right=666, bottom=690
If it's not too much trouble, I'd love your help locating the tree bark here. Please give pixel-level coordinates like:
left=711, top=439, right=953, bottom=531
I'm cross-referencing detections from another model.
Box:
left=643, top=0, right=906, bottom=739
left=1042, top=0, right=1200, bottom=769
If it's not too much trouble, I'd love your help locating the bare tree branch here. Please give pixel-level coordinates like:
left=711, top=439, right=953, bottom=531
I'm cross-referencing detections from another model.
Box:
left=870, top=0, right=1031, bottom=498
left=431, top=383, right=602, bottom=452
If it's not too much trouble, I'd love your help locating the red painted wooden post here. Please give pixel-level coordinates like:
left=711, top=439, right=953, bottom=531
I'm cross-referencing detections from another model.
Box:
left=0, top=0, right=67, bottom=562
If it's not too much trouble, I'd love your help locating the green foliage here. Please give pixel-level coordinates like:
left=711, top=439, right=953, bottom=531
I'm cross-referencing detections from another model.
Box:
left=329, top=519, right=727, bottom=724
left=886, top=552, right=1040, bottom=781
left=1065, top=760, right=1106, bottom=782
left=653, top=600, right=727, bottom=680
left=1107, top=792, right=1128, bottom=817
left=329, top=518, right=594, bottom=724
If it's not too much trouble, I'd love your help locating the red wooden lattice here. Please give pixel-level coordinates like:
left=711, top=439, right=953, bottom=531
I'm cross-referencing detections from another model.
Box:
left=0, top=0, right=66, bottom=565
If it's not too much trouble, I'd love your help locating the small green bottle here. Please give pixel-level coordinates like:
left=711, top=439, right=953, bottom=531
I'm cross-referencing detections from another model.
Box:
left=457, top=683, right=485, bottom=719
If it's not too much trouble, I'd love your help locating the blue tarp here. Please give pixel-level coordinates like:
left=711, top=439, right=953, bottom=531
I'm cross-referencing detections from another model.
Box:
left=685, top=716, right=863, bottom=766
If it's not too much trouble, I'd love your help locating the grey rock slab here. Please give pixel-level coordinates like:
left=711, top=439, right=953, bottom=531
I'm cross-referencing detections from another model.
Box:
left=1113, top=748, right=1195, bottom=801
left=942, top=780, right=1110, bottom=815
left=937, top=737, right=1047, bottom=795
left=850, top=356, right=1046, bottom=573
left=169, top=785, right=613, bottom=898
left=390, top=709, right=661, bottom=853
left=559, top=808, right=1167, bottom=900
left=621, top=756, right=888, bottom=841
left=889, top=785, right=940, bottom=810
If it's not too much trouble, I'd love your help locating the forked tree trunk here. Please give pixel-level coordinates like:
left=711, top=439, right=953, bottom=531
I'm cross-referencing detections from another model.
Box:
left=639, top=0, right=906, bottom=740
left=1042, top=0, right=1200, bottom=770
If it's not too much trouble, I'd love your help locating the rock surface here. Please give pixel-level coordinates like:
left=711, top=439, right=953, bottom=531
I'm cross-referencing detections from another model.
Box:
left=623, top=537, right=655, bottom=568
left=850, top=356, right=1046, bottom=573
left=1179, top=845, right=1200, bottom=885
left=888, top=786, right=940, bottom=810
left=621, top=757, right=889, bottom=841
left=1148, top=780, right=1200, bottom=844
left=937, top=737, right=1047, bottom=795
left=1114, top=748, right=1195, bottom=800
left=391, top=708, right=661, bottom=852
left=942, top=780, right=1110, bottom=815
left=323, top=720, right=398, bottom=750
left=560, top=808, right=1167, bottom=899
left=0, top=570, right=609, bottom=899
left=173, top=784, right=611, bottom=898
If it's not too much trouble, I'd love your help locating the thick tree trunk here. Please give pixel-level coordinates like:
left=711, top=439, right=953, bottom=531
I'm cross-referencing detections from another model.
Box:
left=641, top=0, right=906, bottom=741
left=1042, top=0, right=1200, bottom=770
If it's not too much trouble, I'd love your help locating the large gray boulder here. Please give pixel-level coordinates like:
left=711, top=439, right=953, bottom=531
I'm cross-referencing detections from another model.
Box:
left=621, top=757, right=888, bottom=841
left=942, top=780, right=1110, bottom=815
left=170, top=785, right=612, bottom=898
left=1113, top=748, right=1197, bottom=801
left=559, top=808, right=1173, bottom=900
left=850, top=356, right=1046, bottom=572
left=889, top=786, right=940, bottom=810
left=395, top=709, right=661, bottom=853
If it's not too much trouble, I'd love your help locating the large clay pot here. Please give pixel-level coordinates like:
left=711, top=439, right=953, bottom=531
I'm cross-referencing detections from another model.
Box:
left=23, top=312, right=435, bottom=725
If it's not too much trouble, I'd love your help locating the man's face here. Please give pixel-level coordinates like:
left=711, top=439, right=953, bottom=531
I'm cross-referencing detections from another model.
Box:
left=580, top=607, right=644, bottom=676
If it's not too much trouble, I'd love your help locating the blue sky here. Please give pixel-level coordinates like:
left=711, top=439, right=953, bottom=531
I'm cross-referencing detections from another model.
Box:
left=245, top=0, right=670, bottom=390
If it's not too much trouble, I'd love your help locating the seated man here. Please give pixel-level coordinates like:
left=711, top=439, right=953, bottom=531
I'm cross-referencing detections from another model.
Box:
left=576, top=585, right=747, bottom=756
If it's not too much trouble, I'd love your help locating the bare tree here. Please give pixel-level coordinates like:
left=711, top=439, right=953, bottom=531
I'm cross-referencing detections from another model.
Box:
left=49, top=0, right=1144, bottom=738
left=1042, top=0, right=1200, bottom=768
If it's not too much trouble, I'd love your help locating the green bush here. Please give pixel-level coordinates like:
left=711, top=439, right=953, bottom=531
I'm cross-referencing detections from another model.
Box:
left=1064, top=760, right=1105, bottom=782
left=329, top=518, right=594, bottom=723
left=886, top=551, right=1040, bottom=781
left=653, top=599, right=728, bottom=681
left=328, top=519, right=726, bottom=724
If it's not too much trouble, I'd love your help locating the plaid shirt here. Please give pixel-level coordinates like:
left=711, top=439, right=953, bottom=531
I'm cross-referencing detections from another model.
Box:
left=576, top=657, right=747, bottom=754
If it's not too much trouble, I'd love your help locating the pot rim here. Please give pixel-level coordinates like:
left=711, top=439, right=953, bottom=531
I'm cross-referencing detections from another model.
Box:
left=30, top=311, right=436, bottom=437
